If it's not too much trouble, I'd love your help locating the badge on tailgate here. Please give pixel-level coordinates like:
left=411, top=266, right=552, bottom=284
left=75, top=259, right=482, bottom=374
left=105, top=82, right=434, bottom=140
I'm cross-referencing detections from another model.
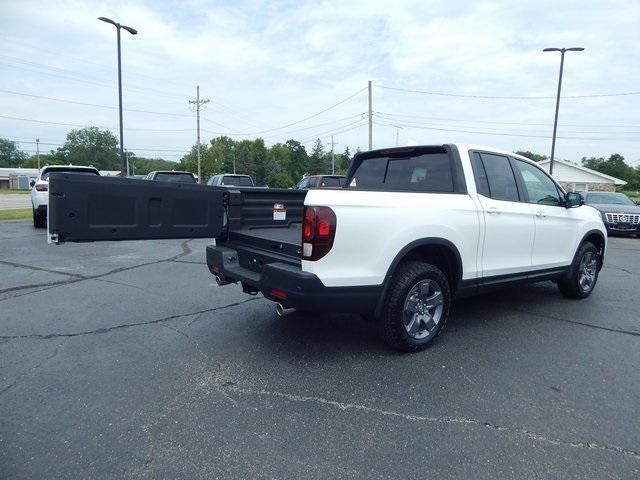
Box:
left=273, top=203, right=286, bottom=221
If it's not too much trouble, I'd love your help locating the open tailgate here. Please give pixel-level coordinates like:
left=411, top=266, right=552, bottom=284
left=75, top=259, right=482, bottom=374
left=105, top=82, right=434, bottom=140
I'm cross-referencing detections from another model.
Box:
left=48, top=173, right=225, bottom=243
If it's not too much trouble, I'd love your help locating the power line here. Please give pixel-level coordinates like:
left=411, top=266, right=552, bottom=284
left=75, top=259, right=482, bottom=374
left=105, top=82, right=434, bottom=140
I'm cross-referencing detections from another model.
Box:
left=375, top=84, right=640, bottom=99
left=374, top=111, right=640, bottom=129
left=224, top=86, right=368, bottom=136
left=300, top=120, right=368, bottom=144
left=0, top=114, right=195, bottom=132
left=373, top=113, right=640, bottom=136
left=0, top=89, right=196, bottom=118
left=372, top=120, right=640, bottom=142
left=13, top=139, right=190, bottom=153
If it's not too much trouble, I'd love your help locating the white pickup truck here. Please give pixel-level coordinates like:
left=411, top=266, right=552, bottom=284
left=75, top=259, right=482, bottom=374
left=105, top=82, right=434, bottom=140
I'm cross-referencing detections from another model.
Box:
left=47, top=144, right=606, bottom=351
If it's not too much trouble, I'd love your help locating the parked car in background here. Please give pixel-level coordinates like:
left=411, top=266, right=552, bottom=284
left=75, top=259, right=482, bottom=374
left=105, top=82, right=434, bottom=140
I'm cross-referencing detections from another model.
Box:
left=207, top=174, right=255, bottom=187
left=581, top=191, right=640, bottom=236
left=295, top=175, right=345, bottom=189
left=144, top=171, right=197, bottom=183
left=30, top=165, right=100, bottom=228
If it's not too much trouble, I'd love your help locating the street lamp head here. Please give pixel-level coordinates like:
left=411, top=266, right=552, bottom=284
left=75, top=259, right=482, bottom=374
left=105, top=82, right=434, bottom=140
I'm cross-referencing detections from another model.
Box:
left=98, top=16, right=117, bottom=26
left=121, top=25, right=138, bottom=35
left=566, top=47, right=585, bottom=52
left=543, top=48, right=562, bottom=52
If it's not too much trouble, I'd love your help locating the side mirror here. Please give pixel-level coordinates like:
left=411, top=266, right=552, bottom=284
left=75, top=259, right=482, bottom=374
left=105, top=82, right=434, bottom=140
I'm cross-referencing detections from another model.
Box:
left=30, top=180, right=36, bottom=188
left=565, top=192, right=583, bottom=208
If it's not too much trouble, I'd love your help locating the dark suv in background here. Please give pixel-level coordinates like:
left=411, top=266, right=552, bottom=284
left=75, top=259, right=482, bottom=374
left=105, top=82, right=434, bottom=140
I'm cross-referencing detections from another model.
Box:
left=582, top=192, right=640, bottom=236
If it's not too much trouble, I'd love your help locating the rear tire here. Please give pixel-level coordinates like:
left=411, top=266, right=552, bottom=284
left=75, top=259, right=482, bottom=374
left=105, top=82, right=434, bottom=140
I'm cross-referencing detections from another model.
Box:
left=557, top=241, right=599, bottom=299
left=32, top=207, right=46, bottom=229
left=379, top=261, right=451, bottom=352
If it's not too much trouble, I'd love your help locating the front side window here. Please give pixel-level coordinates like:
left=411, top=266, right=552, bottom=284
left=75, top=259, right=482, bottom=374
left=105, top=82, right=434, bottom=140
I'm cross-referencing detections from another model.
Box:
left=479, top=153, right=519, bottom=201
left=515, top=160, right=561, bottom=206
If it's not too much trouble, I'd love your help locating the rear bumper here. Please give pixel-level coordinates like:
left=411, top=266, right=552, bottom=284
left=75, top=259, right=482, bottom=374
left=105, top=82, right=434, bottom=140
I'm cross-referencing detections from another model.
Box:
left=206, top=245, right=380, bottom=313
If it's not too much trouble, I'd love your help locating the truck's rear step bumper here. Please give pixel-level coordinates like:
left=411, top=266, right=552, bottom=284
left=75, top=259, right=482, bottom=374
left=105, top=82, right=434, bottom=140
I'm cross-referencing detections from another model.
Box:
left=207, top=245, right=380, bottom=314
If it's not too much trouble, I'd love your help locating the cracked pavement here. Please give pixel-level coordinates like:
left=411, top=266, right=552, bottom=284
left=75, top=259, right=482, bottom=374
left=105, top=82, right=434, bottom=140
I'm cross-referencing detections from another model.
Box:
left=1, top=220, right=639, bottom=479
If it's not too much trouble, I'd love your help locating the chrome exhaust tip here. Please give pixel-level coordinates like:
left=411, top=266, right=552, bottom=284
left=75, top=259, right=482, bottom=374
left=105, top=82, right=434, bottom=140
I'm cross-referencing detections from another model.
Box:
left=215, top=275, right=230, bottom=286
left=276, top=303, right=295, bottom=317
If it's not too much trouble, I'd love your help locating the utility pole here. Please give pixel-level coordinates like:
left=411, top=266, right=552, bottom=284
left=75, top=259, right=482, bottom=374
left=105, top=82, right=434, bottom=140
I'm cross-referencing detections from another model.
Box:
left=35, top=138, right=40, bottom=172
left=328, top=136, right=340, bottom=174
left=368, top=80, right=373, bottom=150
left=188, top=85, right=210, bottom=183
left=125, top=148, right=130, bottom=176
left=394, top=125, right=403, bottom=147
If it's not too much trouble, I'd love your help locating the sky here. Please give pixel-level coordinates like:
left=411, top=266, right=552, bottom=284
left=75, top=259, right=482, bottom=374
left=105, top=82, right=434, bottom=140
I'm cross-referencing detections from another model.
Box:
left=1, top=0, right=639, bottom=165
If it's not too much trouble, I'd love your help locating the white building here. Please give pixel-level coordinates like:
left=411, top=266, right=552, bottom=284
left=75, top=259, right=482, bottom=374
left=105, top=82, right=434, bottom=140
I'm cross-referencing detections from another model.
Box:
left=538, top=159, right=627, bottom=192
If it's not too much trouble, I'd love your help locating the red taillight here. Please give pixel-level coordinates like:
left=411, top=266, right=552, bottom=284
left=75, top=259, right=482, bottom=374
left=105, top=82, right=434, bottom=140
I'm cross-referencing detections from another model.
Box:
left=302, top=206, right=336, bottom=261
left=271, top=288, right=287, bottom=300
left=35, top=183, right=48, bottom=192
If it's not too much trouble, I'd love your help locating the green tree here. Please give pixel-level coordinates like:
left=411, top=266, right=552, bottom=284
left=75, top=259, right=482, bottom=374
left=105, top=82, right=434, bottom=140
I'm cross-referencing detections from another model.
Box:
left=582, top=153, right=640, bottom=189
left=515, top=150, right=548, bottom=162
left=177, top=144, right=213, bottom=180
left=235, top=140, right=255, bottom=176
left=252, top=138, right=269, bottom=185
left=127, top=155, right=178, bottom=175
left=55, top=127, right=119, bottom=170
left=307, top=139, right=328, bottom=175
left=266, top=170, right=293, bottom=188
left=0, top=139, right=28, bottom=167
left=283, top=140, right=308, bottom=181
left=209, top=136, right=236, bottom=174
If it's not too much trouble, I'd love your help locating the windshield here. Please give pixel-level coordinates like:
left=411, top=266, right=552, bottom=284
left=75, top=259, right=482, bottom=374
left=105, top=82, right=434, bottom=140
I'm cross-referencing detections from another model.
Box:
left=585, top=192, right=635, bottom=205
left=41, top=168, right=99, bottom=180
left=154, top=173, right=196, bottom=183
left=221, top=175, right=253, bottom=186
left=348, top=150, right=454, bottom=192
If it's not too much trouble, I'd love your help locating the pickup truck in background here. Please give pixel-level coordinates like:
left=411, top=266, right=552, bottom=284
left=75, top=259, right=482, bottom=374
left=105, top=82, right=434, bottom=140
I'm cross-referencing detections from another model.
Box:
left=207, top=174, right=255, bottom=187
left=144, top=171, right=197, bottom=183
left=47, top=144, right=606, bottom=351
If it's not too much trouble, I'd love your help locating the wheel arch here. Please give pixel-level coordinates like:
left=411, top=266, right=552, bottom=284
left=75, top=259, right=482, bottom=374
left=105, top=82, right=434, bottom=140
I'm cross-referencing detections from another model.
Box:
left=374, top=238, right=463, bottom=317
left=579, top=229, right=606, bottom=270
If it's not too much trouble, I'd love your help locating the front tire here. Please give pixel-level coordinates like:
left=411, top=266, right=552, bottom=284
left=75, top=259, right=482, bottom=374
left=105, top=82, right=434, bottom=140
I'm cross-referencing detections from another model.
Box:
left=32, top=206, right=46, bottom=228
left=557, top=241, right=599, bottom=299
left=379, top=261, right=451, bottom=352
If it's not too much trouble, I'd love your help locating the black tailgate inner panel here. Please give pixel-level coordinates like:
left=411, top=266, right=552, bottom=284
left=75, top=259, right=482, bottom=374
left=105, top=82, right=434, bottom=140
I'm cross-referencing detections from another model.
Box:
left=49, top=173, right=226, bottom=242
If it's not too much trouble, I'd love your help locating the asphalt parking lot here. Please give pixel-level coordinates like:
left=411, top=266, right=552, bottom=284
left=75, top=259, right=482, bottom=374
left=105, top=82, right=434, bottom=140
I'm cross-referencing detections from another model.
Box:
left=1, top=220, right=639, bottom=479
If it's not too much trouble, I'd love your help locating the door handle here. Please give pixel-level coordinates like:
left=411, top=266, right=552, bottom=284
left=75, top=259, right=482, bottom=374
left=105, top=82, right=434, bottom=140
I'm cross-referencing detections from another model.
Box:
left=487, top=207, right=501, bottom=214
left=536, top=211, right=547, bottom=218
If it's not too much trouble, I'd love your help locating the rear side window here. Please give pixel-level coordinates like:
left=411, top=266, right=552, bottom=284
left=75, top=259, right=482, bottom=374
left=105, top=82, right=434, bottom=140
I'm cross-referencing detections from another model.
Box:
left=477, top=153, right=519, bottom=201
left=349, top=152, right=454, bottom=192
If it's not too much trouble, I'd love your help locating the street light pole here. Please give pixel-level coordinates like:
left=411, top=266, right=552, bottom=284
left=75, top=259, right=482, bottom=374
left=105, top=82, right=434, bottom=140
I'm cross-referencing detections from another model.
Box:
left=543, top=47, right=584, bottom=176
left=98, top=17, right=138, bottom=177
